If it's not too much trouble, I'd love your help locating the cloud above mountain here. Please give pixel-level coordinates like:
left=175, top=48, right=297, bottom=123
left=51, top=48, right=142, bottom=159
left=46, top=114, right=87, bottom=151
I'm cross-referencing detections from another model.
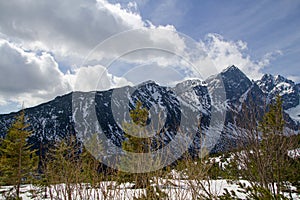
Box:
left=0, top=0, right=284, bottom=113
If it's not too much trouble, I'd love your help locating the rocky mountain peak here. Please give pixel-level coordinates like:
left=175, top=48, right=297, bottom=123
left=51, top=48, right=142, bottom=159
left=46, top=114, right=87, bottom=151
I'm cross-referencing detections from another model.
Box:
left=222, top=65, right=240, bottom=73
left=220, top=65, right=252, bottom=101
left=257, top=74, right=275, bottom=93
left=0, top=66, right=299, bottom=155
left=256, top=73, right=299, bottom=110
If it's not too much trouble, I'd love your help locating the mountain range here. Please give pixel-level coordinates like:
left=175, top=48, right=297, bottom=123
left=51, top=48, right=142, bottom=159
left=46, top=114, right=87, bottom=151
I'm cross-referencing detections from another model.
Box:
left=0, top=65, right=299, bottom=157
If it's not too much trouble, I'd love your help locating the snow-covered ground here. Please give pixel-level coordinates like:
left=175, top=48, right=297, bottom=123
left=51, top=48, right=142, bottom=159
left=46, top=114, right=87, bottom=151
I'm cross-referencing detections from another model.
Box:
left=286, top=101, right=300, bottom=122
left=1, top=179, right=299, bottom=200
left=288, top=148, right=300, bottom=158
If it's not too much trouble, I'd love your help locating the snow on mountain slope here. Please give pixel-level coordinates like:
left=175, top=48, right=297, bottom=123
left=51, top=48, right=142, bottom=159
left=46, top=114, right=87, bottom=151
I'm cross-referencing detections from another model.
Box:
left=0, top=66, right=299, bottom=155
left=256, top=74, right=299, bottom=110
left=286, top=101, right=300, bottom=122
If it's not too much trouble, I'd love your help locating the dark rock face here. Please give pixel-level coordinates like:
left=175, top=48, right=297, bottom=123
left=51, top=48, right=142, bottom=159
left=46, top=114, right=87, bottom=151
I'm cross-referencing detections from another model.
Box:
left=0, top=66, right=299, bottom=156
left=256, top=74, right=299, bottom=110
left=220, top=65, right=252, bottom=102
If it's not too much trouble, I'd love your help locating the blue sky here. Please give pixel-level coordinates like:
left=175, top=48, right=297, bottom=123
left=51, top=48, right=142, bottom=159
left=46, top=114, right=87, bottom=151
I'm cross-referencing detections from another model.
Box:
left=0, top=0, right=299, bottom=114
left=132, top=0, right=300, bottom=76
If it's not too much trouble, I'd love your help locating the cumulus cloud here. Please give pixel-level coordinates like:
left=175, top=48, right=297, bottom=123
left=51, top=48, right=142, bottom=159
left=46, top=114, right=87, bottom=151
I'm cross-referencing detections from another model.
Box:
left=84, top=26, right=186, bottom=66
left=0, top=39, right=70, bottom=107
left=0, top=0, right=185, bottom=112
left=149, top=33, right=281, bottom=81
left=67, top=65, right=132, bottom=92
left=0, top=0, right=143, bottom=66
left=196, top=33, right=277, bottom=80
left=258, top=50, right=283, bottom=67
left=0, top=38, right=130, bottom=112
left=0, top=0, right=283, bottom=113
left=0, top=0, right=186, bottom=67
left=0, top=40, right=69, bottom=94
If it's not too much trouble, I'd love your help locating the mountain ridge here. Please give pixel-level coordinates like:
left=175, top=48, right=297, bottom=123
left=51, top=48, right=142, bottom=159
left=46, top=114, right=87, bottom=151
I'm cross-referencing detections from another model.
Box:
left=0, top=65, right=299, bottom=156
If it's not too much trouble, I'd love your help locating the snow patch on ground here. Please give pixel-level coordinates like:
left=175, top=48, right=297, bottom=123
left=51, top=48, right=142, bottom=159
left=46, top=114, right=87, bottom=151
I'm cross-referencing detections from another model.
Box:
left=286, top=101, right=300, bottom=122
left=288, top=148, right=300, bottom=158
left=2, top=179, right=298, bottom=200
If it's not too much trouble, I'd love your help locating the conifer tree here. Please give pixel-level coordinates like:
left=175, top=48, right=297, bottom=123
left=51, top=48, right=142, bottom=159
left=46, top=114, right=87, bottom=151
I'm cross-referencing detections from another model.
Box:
left=119, top=101, right=151, bottom=188
left=258, top=95, right=288, bottom=197
left=118, top=101, right=166, bottom=199
left=233, top=95, right=297, bottom=198
left=122, top=101, right=150, bottom=154
left=80, top=133, right=104, bottom=187
left=44, top=135, right=81, bottom=200
left=0, top=110, right=38, bottom=199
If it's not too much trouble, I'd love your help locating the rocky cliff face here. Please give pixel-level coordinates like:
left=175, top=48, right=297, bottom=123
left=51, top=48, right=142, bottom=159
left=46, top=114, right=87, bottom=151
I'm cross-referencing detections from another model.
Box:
left=0, top=66, right=299, bottom=156
left=256, top=74, right=299, bottom=110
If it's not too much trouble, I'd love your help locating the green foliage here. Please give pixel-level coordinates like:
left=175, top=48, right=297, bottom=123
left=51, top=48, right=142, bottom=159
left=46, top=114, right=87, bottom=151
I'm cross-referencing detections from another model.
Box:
left=0, top=111, right=38, bottom=198
left=43, top=135, right=82, bottom=200
left=257, top=95, right=290, bottom=195
left=45, top=135, right=81, bottom=182
left=80, top=133, right=107, bottom=184
left=259, top=95, right=284, bottom=135
left=118, top=100, right=167, bottom=199
left=119, top=100, right=151, bottom=177
left=285, top=156, right=300, bottom=193
left=229, top=95, right=299, bottom=199
left=40, top=134, right=110, bottom=200
left=122, top=101, right=150, bottom=153
left=236, top=182, right=290, bottom=200
left=206, top=153, right=239, bottom=180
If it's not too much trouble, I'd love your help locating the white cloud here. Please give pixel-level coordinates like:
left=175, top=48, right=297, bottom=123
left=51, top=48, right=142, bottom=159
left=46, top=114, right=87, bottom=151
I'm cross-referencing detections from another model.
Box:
left=0, top=0, right=187, bottom=112
left=0, top=38, right=131, bottom=111
left=126, top=1, right=139, bottom=13
left=0, top=0, right=146, bottom=65
left=287, top=76, right=300, bottom=83
left=194, top=33, right=281, bottom=80
left=0, top=38, right=71, bottom=108
left=67, top=65, right=132, bottom=92
left=0, top=40, right=69, bottom=93
left=98, top=0, right=143, bottom=28
left=0, top=0, right=284, bottom=113
left=258, top=50, right=283, bottom=67
left=0, top=97, right=8, bottom=106
left=0, top=0, right=186, bottom=68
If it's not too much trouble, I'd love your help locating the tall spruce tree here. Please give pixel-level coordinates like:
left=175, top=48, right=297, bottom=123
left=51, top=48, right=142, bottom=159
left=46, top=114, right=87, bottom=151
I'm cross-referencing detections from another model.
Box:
left=258, top=95, right=288, bottom=197
left=122, top=101, right=150, bottom=154
left=232, top=95, right=297, bottom=199
left=119, top=101, right=151, bottom=188
left=0, top=110, right=38, bottom=199
left=44, top=135, right=82, bottom=200
left=118, top=101, right=166, bottom=199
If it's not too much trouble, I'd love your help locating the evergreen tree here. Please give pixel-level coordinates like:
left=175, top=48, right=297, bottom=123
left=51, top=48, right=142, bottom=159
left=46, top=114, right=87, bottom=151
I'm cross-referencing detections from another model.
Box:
left=80, top=134, right=104, bottom=187
left=122, top=101, right=150, bottom=154
left=119, top=101, right=151, bottom=188
left=258, top=95, right=289, bottom=196
left=232, top=95, right=297, bottom=198
left=0, top=110, right=38, bottom=199
left=44, top=135, right=81, bottom=200
left=259, top=95, right=285, bottom=135
left=118, top=101, right=166, bottom=199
